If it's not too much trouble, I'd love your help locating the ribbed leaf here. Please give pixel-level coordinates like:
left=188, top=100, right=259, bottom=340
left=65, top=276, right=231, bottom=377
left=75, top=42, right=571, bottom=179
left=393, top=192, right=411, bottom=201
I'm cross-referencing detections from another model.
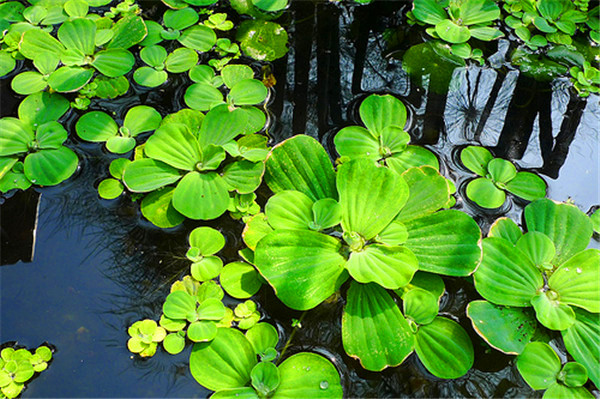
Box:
left=221, top=160, right=264, bottom=194
left=75, top=111, right=118, bottom=142
left=58, top=18, right=96, bottom=55
left=396, top=166, right=449, bottom=223
left=123, top=106, right=162, bottom=136
left=18, top=92, right=69, bottom=129
left=24, top=147, right=78, bottom=186
left=228, top=79, right=268, bottom=106
left=190, top=328, right=257, bottom=391
left=122, top=158, right=181, bottom=192
left=562, top=309, right=600, bottom=388
left=265, top=135, right=338, bottom=201
left=359, top=94, right=407, bottom=137
left=488, top=217, right=522, bottom=244
left=199, top=104, right=248, bottom=147
left=179, top=25, right=217, bottom=52
left=19, top=29, right=65, bottom=60
left=264, top=190, right=313, bottom=230
left=92, top=49, right=135, bottom=77
left=274, top=353, right=343, bottom=399
left=47, top=67, right=94, bottom=92
left=140, top=187, right=185, bottom=228
left=145, top=123, right=202, bottom=170
left=334, top=126, right=379, bottom=160
left=505, top=171, right=547, bottom=201
left=35, top=121, right=67, bottom=149
left=516, top=342, right=561, bottom=390
left=411, top=0, right=447, bottom=25
left=254, top=229, right=348, bottom=310
left=415, top=317, right=474, bottom=379
left=338, top=159, right=409, bottom=240
left=346, top=244, right=418, bottom=290
left=172, top=171, right=229, bottom=220
left=474, top=237, right=543, bottom=306
left=106, top=15, right=147, bottom=49
left=404, top=210, right=481, bottom=276
left=0, top=118, right=33, bottom=156
left=459, top=0, right=500, bottom=25
left=342, top=281, right=414, bottom=371
left=461, top=145, right=493, bottom=176
left=165, top=47, right=198, bottom=73
left=531, top=291, right=575, bottom=331
left=549, top=249, right=600, bottom=313
left=466, top=300, right=536, bottom=355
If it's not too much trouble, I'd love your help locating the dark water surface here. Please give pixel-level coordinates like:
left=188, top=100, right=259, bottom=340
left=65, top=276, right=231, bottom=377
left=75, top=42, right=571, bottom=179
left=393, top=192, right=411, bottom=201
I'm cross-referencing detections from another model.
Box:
left=1, top=1, right=599, bottom=398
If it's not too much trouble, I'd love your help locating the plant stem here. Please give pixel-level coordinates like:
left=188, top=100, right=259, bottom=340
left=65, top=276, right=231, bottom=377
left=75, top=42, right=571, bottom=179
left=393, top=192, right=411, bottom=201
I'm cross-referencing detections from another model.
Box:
left=277, top=311, right=307, bottom=365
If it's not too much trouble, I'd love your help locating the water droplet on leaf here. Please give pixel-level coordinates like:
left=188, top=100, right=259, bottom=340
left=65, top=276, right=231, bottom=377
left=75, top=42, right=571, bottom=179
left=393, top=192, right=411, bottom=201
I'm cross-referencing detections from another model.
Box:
left=320, top=381, right=329, bottom=389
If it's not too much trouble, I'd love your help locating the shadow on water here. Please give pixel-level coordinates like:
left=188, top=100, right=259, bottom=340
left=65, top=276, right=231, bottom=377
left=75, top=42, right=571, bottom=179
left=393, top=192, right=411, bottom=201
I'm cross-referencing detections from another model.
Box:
left=1, top=0, right=598, bottom=398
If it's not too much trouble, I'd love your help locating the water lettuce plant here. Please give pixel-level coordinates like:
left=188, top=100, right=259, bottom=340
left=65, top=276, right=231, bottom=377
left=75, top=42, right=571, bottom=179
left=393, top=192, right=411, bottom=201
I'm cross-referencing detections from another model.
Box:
left=243, top=134, right=481, bottom=374
left=409, top=0, right=503, bottom=61
left=460, top=145, right=546, bottom=209
left=517, top=342, right=593, bottom=398
left=133, top=45, right=198, bottom=87
left=75, top=105, right=162, bottom=154
left=334, top=94, right=439, bottom=174
left=122, top=105, right=266, bottom=221
left=160, top=7, right=217, bottom=51
left=0, top=345, right=53, bottom=399
left=0, top=92, right=77, bottom=193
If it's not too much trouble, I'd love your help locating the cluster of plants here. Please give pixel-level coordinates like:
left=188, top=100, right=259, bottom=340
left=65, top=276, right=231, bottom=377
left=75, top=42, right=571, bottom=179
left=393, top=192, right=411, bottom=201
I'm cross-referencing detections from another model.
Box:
left=0, top=344, right=53, bottom=399
left=127, top=226, right=344, bottom=398
left=405, top=0, right=600, bottom=96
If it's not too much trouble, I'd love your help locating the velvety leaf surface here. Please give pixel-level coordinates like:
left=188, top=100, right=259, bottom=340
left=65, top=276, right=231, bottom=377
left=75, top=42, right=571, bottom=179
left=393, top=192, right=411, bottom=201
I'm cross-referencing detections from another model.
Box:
left=395, top=166, right=449, bottom=223
left=18, top=92, right=69, bottom=127
left=488, top=217, right=522, bottom=244
left=404, top=210, right=481, bottom=276
left=254, top=229, right=348, bottom=310
left=403, top=288, right=439, bottom=325
left=242, top=213, right=273, bottom=251
left=265, top=135, right=338, bottom=201
left=220, top=262, right=262, bottom=299
left=199, top=104, right=248, bottom=147
left=346, top=244, right=418, bottom=290
left=265, top=190, right=313, bottom=230
left=274, top=353, right=343, bottom=399
left=461, top=146, right=493, bottom=176
left=543, top=384, right=594, bottom=399
left=76, top=111, right=118, bottom=142
left=474, top=237, right=543, bottom=306
left=185, top=83, right=224, bottom=111
left=190, top=328, right=257, bottom=391
left=189, top=226, right=225, bottom=256
left=334, top=126, right=379, bottom=160
left=359, top=94, right=407, bottom=137
left=123, top=106, right=162, bottom=136
left=24, top=147, right=78, bottom=186
left=222, top=161, right=264, bottom=194
left=466, top=300, right=536, bottom=355
left=505, top=172, right=547, bottom=201
left=58, top=18, right=96, bottom=55
left=47, top=66, right=94, bottom=92
left=122, top=159, right=181, bottom=192
left=145, top=123, right=202, bottom=170
left=517, top=342, right=561, bottom=390
left=466, top=177, right=506, bottom=209
left=228, top=79, right=268, bottom=105
left=342, top=281, right=414, bottom=371
left=531, top=291, right=575, bottom=331
left=338, top=159, right=409, bottom=240
left=415, top=317, right=474, bottom=379
left=179, top=25, right=217, bottom=51
left=91, top=49, right=135, bottom=77
left=140, top=187, right=185, bottom=228
left=172, top=171, right=229, bottom=220
left=0, top=118, right=33, bottom=156
left=524, top=199, right=593, bottom=266
left=548, top=249, right=599, bottom=313
left=385, top=146, right=440, bottom=175
left=562, top=309, right=600, bottom=388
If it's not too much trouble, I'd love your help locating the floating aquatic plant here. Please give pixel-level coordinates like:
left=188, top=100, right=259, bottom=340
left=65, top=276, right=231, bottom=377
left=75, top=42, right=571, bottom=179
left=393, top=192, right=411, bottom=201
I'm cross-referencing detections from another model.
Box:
left=0, top=344, right=53, bottom=399
left=460, top=145, right=546, bottom=209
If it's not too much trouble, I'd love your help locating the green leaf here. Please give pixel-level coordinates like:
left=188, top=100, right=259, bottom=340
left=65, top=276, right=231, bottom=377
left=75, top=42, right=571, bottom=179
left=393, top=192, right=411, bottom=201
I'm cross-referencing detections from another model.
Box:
left=531, top=291, right=575, bottom=331
left=191, top=256, right=223, bottom=281
left=123, top=106, right=162, bottom=137
left=435, top=19, right=471, bottom=44
left=338, top=159, right=409, bottom=240
left=184, top=82, right=224, bottom=111
left=179, top=25, right=217, bottom=52
left=19, top=29, right=65, bottom=60
left=106, top=15, right=148, bottom=49
left=385, top=146, right=439, bottom=175
left=242, top=213, right=273, bottom=251
left=251, top=362, right=280, bottom=396
left=466, top=177, right=506, bottom=208
left=220, top=262, right=262, bottom=299
left=505, top=172, right=547, bottom=201
left=163, top=332, right=186, bottom=354
left=162, top=109, right=205, bottom=135
left=543, top=384, right=594, bottom=399
left=24, top=147, right=78, bottom=186
left=221, top=160, right=264, bottom=194
left=359, top=94, right=407, bottom=137
left=524, top=199, right=593, bottom=266
left=189, top=226, right=225, bottom=255
left=458, top=0, right=500, bottom=25
left=488, top=158, right=516, bottom=184
left=140, top=45, right=167, bottom=67
left=265, top=190, right=313, bottom=230
left=122, top=158, right=181, bottom=192
left=164, top=7, right=198, bottom=30
left=273, top=352, right=343, bottom=399
left=11, top=71, right=48, bottom=95
left=58, top=18, right=96, bottom=55
left=245, top=323, right=278, bottom=356
left=560, top=362, right=588, bottom=388
left=140, top=187, right=185, bottom=228
left=0, top=118, right=34, bottom=156
left=236, top=20, right=288, bottom=62
left=64, top=0, right=88, bottom=18
left=0, top=51, right=16, bottom=77
left=474, top=237, right=543, bottom=306
left=461, top=146, right=493, bottom=176
left=199, top=104, right=248, bottom=147
left=18, top=92, right=69, bottom=128
left=466, top=300, right=536, bottom=355
left=411, top=0, right=448, bottom=25
left=252, top=0, right=288, bottom=12
left=212, top=388, right=259, bottom=399
left=562, top=309, right=600, bottom=388
left=188, top=320, right=218, bottom=342
left=221, top=64, right=254, bottom=89
left=76, top=111, right=118, bottom=142
left=334, top=126, right=379, bottom=160
left=109, top=158, right=130, bottom=179
left=590, top=210, right=600, bottom=234
left=342, top=281, right=414, bottom=371
left=106, top=136, right=135, bottom=154
left=415, top=316, right=474, bottom=379
left=488, top=217, right=522, bottom=244
left=346, top=244, right=418, bottom=289
left=172, top=172, right=229, bottom=220
left=548, top=249, right=599, bottom=313
left=98, top=178, right=123, bottom=199
left=94, top=75, right=129, bottom=98
left=312, top=198, right=342, bottom=231
left=228, top=79, right=268, bottom=106
left=517, top=342, right=561, bottom=390
left=165, top=47, right=198, bottom=73
left=400, top=271, right=445, bottom=301
left=403, top=288, right=439, bottom=325
left=469, top=26, right=503, bottom=41
left=404, top=210, right=481, bottom=276
left=145, top=123, right=202, bottom=170
left=265, top=135, right=337, bottom=201
left=516, top=232, right=555, bottom=269
left=395, top=166, right=449, bottom=223
left=254, top=229, right=348, bottom=310
left=190, top=328, right=257, bottom=391
left=92, top=49, right=135, bottom=77
left=163, top=290, right=197, bottom=321
left=47, top=66, right=94, bottom=92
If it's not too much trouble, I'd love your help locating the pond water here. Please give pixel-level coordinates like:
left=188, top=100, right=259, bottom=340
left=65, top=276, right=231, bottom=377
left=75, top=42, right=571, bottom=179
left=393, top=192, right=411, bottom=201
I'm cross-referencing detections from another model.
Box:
left=1, top=1, right=599, bottom=398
